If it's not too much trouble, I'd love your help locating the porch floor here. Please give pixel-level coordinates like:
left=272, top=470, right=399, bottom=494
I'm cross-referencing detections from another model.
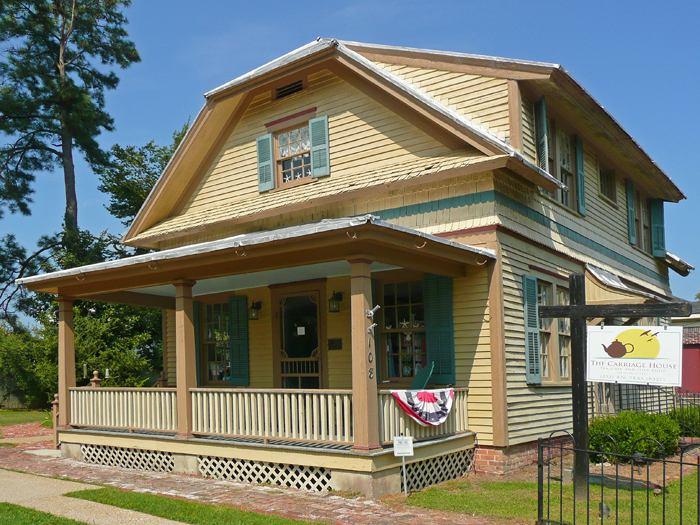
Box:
left=63, top=426, right=475, bottom=456
left=66, top=426, right=355, bottom=453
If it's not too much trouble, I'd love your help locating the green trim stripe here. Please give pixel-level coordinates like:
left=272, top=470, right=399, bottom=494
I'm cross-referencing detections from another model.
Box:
left=373, top=190, right=668, bottom=285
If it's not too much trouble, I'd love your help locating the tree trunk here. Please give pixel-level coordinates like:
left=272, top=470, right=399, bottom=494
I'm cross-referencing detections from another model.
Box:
left=61, top=124, right=78, bottom=233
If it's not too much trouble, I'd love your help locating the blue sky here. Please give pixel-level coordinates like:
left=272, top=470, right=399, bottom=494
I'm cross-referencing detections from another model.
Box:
left=3, top=0, right=699, bottom=299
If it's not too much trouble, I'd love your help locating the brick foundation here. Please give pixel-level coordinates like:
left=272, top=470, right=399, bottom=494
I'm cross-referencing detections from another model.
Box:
left=474, top=435, right=572, bottom=475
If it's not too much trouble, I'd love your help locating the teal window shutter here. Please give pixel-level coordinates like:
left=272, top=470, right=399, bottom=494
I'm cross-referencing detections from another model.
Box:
left=193, top=301, right=201, bottom=387
left=626, top=179, right=637, bottom=245
left=229, top=295, right=249, bottom=386
left=423, top=274, right=455, bottom=385
left=309, top=115, right=330, bottom=178
left=650, top=199, right=666, bottom=257
left=575, top=135, right=586, bottom=216
left=534, top=96, right=548, bottom=171
left=256, top=134, right=275, bottom=192
left=522, top=275, right=541, bottom=385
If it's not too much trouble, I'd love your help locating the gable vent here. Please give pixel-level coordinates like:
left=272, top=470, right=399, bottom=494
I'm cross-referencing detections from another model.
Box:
left=275, top=80, right=303, bottom=99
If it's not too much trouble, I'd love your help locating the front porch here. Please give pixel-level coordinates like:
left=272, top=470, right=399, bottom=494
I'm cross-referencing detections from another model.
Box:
left=63, top=385, right=472, bottom=493
left=19, top=216, right=494, bottom=495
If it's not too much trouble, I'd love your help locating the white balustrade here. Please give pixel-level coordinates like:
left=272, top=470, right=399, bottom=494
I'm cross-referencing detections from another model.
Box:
left=69, top=388, right=178, bottom=432
left=191, top=389, right=353, bottom=443
left=377, top=388, right=469, bottom=444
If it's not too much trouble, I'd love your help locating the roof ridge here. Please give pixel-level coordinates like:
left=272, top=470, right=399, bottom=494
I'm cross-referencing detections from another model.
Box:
left=337, top=39, right=561, bottom=69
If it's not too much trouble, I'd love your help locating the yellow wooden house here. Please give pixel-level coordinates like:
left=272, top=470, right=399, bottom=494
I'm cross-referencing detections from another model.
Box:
left=18, top=39, right=691, bottom=495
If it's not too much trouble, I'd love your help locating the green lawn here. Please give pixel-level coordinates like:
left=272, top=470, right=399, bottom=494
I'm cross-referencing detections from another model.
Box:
left=408, top=474, right=700, bottom=525
left=67, top=487, right=330, bottom=525
left=0, top=410, right=47, bottom=428
left=0, top=503, right=87, bottom=525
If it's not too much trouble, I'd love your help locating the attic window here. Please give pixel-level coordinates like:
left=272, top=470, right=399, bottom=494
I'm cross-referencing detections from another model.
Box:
left=275, top=80, right=303, bottom=100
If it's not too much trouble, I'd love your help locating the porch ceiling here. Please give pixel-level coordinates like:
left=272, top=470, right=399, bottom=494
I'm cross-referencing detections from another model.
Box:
left=16, top=215, right=495, bottom=305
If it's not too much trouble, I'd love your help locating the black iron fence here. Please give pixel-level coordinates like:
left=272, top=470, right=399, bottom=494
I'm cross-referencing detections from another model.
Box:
left=537, top=432, right=700, bottom=525
left=589, top=383, right=700, bottom=437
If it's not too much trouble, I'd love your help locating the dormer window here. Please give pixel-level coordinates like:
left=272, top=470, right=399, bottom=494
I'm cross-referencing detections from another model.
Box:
left=256, top=115, right=329, bottom=193
left=277, top=124, right=312, bottom=186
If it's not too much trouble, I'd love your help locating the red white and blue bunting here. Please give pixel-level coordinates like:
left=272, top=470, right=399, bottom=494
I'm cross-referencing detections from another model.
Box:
left=391, top=388, right=454, bottom=427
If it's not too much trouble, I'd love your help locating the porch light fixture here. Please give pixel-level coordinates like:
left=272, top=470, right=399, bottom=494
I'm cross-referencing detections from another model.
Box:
left=328, top=291, right=343, bottom=313
left=248, top=301, right=262, bottom=320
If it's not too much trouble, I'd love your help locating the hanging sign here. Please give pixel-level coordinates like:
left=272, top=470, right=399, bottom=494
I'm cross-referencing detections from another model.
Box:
left=393, top=436, right=414, bottom=457
left=586, top=326, right=683, bottom=387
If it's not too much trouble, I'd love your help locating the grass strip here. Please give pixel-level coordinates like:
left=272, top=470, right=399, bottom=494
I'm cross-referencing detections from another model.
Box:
left=66, top=487, right=330, bottom=525
left=408, top=474, right=700, bottom=525
left=0, top=502, right=87, bottom=525
left=0, top=443, right=17, bottom=447
left=0, top=409, right=47, bottom=427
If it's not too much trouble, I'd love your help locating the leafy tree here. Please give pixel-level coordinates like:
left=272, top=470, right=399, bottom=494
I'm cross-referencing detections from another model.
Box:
left=0, top=307, right=152, bottom=407
left=0, top=0, right=140, bottom=232
left=97, top=122, right=189, bottom=227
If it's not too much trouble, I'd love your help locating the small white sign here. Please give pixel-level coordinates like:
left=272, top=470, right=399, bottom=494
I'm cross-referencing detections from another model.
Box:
left=297, top=326, right=305, bottom=336
left=393, top=436, right=414, bottom=457
left=587, top=326, right=683, bottom=387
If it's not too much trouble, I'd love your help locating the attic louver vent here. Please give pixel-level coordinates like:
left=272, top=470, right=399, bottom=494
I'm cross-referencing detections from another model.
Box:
left=275, top=80, right=303, bottom=99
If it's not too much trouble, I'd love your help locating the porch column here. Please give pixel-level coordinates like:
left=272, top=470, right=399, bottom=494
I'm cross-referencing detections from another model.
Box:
left=174, top=280, right=197, bottom=438
left=349, top=259, right=381, bottom=452
left=57, top=297, right=75, bottom=428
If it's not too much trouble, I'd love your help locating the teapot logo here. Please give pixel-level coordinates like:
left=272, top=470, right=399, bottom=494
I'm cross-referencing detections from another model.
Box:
left=601, top=328, right=660, bottom=359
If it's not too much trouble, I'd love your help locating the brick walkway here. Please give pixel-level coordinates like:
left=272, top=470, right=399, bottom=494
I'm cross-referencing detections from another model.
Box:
left=0, top=421, right=52, bottom=439
left=0, top=445, right=505, bottom=525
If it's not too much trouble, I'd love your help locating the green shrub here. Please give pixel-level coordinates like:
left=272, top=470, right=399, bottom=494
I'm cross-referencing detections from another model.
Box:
left=589, top=411, right=680, bottom=463
left=669, top=406, right=700, bottom=437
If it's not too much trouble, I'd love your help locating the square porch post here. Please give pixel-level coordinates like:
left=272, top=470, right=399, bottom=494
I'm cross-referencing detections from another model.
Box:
left=349, top=259, right=381, bottom=452
left=174, top=280, right=197, bottom=438
left=57, top=297, right=75, bottom=427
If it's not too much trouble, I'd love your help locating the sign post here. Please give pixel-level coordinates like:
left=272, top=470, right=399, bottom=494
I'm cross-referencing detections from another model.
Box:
left=393, top=434, right=414, bottom=496
left=538, top=273, right=690, bottom=498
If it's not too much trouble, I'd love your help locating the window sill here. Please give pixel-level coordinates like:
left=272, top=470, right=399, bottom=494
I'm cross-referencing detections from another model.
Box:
left=537, top=380, right=572, bottom=388
left=598, top=192, right=619, bottom=209
left=538, top=188, right=581, bottom=217
left=269, top=177, right=318, bottom=193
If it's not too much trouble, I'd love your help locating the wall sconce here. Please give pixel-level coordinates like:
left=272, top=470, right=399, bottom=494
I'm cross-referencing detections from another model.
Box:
left=248, top=301, right=262, bottom=320
left=328, top=291, right=343, bottom=313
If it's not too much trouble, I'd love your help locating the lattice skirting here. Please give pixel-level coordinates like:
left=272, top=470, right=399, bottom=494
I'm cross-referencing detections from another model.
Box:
left=198, top=455, right=331, bottom=492
left=81, top=444, right=174, bottom=473
left=402, top=448, right=475, bottom=492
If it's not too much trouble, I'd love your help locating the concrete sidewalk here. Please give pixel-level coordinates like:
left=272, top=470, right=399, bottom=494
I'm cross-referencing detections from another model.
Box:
left=0, top=469, right=186, bottom=525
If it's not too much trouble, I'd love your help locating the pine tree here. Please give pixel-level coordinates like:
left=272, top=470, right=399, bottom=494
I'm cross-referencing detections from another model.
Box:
left=0, top=0, right=140, bottom=232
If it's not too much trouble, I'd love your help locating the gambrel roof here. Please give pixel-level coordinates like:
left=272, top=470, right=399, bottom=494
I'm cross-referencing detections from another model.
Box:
left=123, top=38, right=684, bottom=248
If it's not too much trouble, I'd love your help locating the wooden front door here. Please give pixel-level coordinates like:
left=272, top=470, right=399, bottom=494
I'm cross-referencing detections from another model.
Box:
left=276, top=290, right=324, bottom=388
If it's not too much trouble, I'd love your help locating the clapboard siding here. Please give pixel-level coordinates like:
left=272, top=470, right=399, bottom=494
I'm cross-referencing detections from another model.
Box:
left=521, top=95, right=537, bottom=162
left=159, top=171, right=500, bottom=250
left=246, top=287, right=274, bottom=389
left=374, top=62, right=510, bottom=141
left=454, top=268, right=493, bottom=445
left=181, top=70, right=451, bottom=215
left=493, top=169, right=670, bottom=296
left=163, top=310, right=176, bottom=386
left=326, top=276, right=352, bottom=390
left=499, top=232, right=580, bottom=443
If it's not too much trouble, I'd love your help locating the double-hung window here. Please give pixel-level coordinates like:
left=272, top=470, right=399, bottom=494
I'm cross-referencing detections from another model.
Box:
left=523, top=273, right=571, bottom=384
left=534, top=96, right=586, bottom=215
left=276, top=124, right=312, bottom=188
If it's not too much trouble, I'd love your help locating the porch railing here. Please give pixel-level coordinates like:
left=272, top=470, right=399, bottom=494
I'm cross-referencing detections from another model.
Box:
left=377, top=388, right=469, bottom=444
left=191, top=389, right=354, bottom=444
left=69, top=388, right=178, bottom=432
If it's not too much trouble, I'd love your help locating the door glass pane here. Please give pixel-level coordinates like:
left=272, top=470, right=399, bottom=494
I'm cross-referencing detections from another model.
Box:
left=280, top=295, right=318, bottom=358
